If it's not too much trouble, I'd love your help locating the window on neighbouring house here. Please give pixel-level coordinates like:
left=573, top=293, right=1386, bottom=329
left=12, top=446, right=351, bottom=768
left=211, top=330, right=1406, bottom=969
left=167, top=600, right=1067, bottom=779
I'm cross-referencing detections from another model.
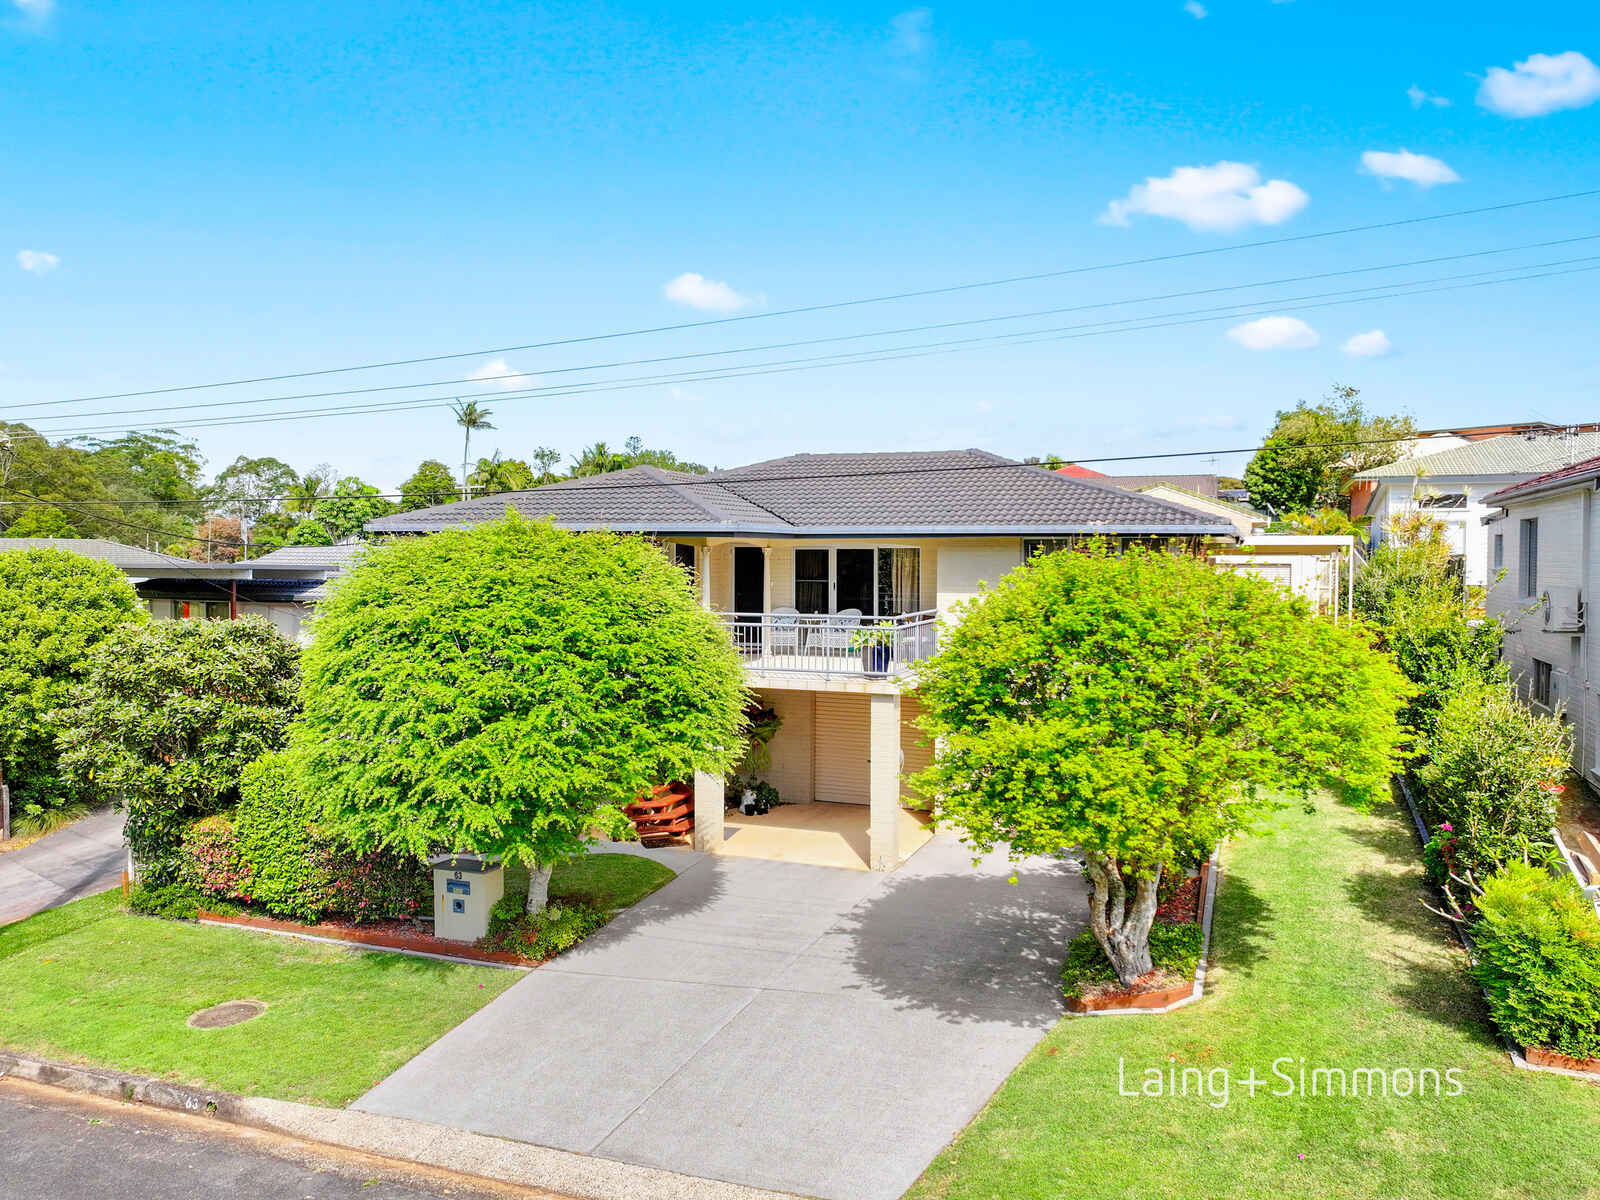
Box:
left=1520, top=518, right=1539, bottom=597
left=1533, top=658, right=1553, bottom=708
left=1493, top=533, right=1504, bottom=572
left=1418, top=493, right=1468, bottom=510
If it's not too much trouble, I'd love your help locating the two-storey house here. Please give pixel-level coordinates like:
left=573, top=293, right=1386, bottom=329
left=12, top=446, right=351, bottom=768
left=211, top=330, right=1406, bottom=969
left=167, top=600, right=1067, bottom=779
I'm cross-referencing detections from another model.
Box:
left=368, top=449, right=1234, bottom=870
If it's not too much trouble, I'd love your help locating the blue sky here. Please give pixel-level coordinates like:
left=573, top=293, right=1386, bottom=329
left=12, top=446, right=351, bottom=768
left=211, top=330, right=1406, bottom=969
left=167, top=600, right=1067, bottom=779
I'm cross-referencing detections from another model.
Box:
left=2, top=1, right=1598, bottom=487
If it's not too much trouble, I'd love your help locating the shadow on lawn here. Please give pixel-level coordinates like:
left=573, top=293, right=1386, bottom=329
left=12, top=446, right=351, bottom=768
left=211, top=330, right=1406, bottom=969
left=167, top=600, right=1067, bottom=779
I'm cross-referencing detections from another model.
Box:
left=837, top=856, right=1085, bottom=1027
left=1209, top=873, right=1272, bottom=977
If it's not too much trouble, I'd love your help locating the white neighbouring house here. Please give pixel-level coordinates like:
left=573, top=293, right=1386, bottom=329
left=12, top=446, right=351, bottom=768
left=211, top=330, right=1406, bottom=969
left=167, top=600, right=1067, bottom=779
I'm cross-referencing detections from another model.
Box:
left=368, top=449, right=1236, bottom=871
left=1483, top=454, right=1600, bottom=788
left=1350, top=430, right=1600, bottom=587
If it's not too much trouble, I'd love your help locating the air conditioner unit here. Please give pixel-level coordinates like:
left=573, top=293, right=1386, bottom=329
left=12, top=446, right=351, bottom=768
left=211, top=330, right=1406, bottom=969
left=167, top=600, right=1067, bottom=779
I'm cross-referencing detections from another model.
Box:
left=1543, top=585, right=1585, bottom=632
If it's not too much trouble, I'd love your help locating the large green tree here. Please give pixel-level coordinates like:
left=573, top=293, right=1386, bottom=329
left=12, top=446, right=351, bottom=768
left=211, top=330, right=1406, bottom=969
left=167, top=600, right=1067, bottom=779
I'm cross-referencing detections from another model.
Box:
left=399, top=459, right=459, bottom=511
left=468, top=452, right=536, bottom=496
left=312, top=476, right=395, bottom=541
left=1244, top=386, right=1414, bottom=515
left=910, top=544, right=1409, bottom=986
left=290, top=513, right=748, bottom=911
left=210, top=454, right=299, bottom=521
left=0, top=549, right=145, bottom=820
left=54, top=617, right=300, bottom=883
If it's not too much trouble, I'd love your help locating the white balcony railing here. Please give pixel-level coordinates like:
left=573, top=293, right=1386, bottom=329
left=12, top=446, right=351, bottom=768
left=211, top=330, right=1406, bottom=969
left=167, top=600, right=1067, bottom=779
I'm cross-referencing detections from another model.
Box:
left=718, top=610, right=937, bottom=676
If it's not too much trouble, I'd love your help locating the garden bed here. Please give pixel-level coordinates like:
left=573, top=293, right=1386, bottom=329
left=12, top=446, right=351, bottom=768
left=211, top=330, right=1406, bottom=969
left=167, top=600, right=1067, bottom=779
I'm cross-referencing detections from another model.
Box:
left=196, top=909, right=533, bottom=967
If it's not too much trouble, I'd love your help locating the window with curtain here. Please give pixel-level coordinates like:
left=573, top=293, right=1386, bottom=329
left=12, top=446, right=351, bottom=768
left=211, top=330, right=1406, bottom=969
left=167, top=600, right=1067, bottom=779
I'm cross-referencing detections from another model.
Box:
left=795, top=547, right=829, bottom=613
left=875, top=547, right=921, bottom=615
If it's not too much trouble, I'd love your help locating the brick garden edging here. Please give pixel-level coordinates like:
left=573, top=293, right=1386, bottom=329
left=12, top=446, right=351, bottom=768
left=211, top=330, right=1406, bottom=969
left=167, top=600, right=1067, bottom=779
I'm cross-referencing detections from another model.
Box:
left=196, top=910, right=532, bottom=970
left=1394, top=775, right=1600, bottom=1086
left=1064, top=848, right=1221, bottom=1018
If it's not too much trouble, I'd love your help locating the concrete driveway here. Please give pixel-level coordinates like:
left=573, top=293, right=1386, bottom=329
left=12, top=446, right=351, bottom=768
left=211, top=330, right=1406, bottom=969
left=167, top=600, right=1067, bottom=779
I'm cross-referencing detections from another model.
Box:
left=0, top=808, right=126, bottom=926
left=357, top=836, right=1085, bottom=1200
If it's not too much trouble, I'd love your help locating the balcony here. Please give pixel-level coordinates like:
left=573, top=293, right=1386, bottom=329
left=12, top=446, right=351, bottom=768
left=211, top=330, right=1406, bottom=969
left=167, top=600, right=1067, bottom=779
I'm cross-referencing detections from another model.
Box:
left=717, top=610, right=937, bottom=677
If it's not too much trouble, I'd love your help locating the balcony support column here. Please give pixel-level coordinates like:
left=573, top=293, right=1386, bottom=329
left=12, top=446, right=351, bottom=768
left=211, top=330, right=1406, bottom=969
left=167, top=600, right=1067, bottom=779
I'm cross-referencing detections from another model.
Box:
left=868, top=691, right=902, bottom=871
left=693, top=769, right=724, bottom=852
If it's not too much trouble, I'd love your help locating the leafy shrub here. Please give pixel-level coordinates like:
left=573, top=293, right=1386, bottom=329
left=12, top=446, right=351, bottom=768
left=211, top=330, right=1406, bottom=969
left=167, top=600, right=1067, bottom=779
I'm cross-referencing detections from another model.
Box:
left=128, top=881, right=205, bottom=921
left=1060, top=922, right=1205, bottom=1000
left=180, top=814, right=252, bottom=901
left=233, top=752, right=335, bottom=921
left=481, top=897, right=609, bottom=960
left=1471, top=863, right=1600, bottom=1059
left=53, top=617, right=299, bottom=885
left=0, top=548, right=143, bottom=819
left=1421, top=823, right=1462, bottom=888
left=1415, top=675, right=1570, bottom=876
left=227, top=752, right=428, bottom=924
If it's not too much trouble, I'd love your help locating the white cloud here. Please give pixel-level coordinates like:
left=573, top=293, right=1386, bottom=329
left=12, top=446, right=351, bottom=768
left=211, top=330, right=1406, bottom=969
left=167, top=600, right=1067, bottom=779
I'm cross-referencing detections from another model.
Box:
left=1226, top=316, right=1319, bottom=351
left=1407, top=84, right=1452, bottom=108
left=663, top=272, right=757, bottom=313
left=889, top=8, right=933, bottom=58
left=17, top=249, right=59, bottom=275
left=1099, top=162, right=1309, bottom=233
left=1342, top=329, right=1392, bottom=358
left=469, top=357, right=537, bottom=390
left=1184, top=1, right=1207, bottom=17
left=1478, top=51, right=1600, bottom=118
left=1360, top=148, right=1461, bottom=188
left=11, top=0, right=53, bottom=20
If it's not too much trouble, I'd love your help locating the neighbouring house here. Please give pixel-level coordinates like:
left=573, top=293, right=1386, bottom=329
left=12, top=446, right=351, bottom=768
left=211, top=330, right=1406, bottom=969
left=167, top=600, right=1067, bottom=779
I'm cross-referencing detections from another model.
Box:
left=369, top=449, right=1237, bottom=870
left=1350, top=430, right=1600, bottom=587
left=1055, top=464, right=1222, bottom=498
left=1133, top=484, right=1268, bottom=539
left=1210, top=535, right=1356, bottom=620
left=1483, top=455, right=1600, bottom=786
left=0, top=537, right=357, bottom=642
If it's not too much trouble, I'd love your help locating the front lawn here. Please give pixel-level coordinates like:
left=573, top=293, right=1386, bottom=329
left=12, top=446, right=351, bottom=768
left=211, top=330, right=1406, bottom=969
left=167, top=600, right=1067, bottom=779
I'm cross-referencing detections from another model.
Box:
left=912, top=798, right=1600, bottom=1200
left=0, top=888, right=518, bottom=1106
left=505, top=850, right=677, bottom=912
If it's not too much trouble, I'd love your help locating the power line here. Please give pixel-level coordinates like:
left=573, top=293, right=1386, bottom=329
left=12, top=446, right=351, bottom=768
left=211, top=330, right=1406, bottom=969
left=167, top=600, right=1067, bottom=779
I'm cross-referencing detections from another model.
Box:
left=15, top=186, right=1600, bottom=411
left=6, top=429, right=1589, bottom=510
left=18, top=254, right=1600, bottom=443
left=9, top=231, right=1598, bottom=426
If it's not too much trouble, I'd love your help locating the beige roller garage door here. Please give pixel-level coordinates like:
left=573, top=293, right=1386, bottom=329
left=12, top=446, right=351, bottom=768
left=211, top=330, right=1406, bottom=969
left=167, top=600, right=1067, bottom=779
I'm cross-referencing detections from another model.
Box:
left=813, top=693, right=870, bottom=805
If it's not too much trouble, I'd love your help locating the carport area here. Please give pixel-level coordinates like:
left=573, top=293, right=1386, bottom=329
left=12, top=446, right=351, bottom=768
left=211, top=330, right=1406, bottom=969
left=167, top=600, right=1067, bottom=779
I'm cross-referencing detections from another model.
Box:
left=356, top=836, right=1085, bottom=1200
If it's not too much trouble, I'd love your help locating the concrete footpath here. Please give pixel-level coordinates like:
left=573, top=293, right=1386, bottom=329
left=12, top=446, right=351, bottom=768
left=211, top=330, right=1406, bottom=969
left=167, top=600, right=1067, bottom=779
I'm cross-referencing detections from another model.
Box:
left=357, top=837, right=1086, bottom=1200
left=0, top=808, right=125, bottom=926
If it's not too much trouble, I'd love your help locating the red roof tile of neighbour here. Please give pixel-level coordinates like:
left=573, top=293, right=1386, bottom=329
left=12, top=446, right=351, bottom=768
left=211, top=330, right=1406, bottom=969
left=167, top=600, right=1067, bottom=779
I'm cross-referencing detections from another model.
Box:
left=1488, top=453, right=1600, bottom=502
left=1054, top=464, right=1108, bottom=478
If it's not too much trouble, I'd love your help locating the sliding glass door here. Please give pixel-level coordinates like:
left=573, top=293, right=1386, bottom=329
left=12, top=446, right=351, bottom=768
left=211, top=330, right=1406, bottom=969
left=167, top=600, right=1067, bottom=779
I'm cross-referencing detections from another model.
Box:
left=790, top=546, right=921, bottom=615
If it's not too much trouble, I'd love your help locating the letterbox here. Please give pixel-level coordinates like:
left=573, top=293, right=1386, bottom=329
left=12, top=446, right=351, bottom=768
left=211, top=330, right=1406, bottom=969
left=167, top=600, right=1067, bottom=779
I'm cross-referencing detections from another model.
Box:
left=426, top=852, right=505, bottom=943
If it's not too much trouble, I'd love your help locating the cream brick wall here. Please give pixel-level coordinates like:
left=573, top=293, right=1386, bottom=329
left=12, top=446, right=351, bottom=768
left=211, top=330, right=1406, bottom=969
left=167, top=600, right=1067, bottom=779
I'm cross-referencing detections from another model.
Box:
left=933, top=538, right=1023, bottom=621
left=753, top=687, right=816, bottom=803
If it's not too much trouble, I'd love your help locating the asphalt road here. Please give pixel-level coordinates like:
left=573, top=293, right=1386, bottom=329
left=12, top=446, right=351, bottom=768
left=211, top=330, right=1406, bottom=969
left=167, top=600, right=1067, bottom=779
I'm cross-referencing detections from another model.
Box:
left=0, top=1081, right=555, bottom=1200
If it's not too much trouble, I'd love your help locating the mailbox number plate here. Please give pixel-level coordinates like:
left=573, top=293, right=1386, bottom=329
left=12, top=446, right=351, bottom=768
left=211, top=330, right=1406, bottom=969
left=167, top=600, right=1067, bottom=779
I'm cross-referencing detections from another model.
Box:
left=446, top=879, right=471, bottom=895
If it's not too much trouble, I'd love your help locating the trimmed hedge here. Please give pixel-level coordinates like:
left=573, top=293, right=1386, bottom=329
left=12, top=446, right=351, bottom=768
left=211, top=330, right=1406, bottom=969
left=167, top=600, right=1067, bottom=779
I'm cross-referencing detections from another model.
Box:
left=1471, top=862, right=1600, bottom=1060
left=174, top=752, right=429, bottom=925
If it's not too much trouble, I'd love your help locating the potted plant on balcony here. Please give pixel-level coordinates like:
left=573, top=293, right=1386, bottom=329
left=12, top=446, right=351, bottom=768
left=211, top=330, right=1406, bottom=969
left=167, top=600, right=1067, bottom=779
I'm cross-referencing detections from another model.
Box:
left=853, top=626, right=896, bottom=676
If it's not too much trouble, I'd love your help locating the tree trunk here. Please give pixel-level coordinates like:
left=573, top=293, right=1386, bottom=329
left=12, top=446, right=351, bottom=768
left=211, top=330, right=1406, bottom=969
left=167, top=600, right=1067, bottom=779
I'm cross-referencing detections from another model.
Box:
left=1082, top=852, right=1163, bottom=988
left=525, top=864, right=553, bottom=914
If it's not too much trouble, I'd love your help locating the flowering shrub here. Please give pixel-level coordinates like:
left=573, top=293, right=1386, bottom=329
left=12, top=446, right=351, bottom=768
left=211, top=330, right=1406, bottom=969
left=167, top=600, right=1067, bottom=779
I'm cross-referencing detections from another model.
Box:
left=481, top=896, right=608, bottom=959
left=1416, top=675, right=1571, bottom=876
left=1421, top=823, right=1460, bottom=887
left=316, top=843, right=429, bottom=925
left=180, top=815, right=253, bottom=902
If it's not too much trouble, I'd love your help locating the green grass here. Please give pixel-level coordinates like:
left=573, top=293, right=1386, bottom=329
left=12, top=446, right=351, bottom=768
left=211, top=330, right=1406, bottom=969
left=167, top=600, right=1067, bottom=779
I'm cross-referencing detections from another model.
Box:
left=504, top=851, right=677, bottom=911
left=911, top=799, right=1600, bottom=1200
left=0, top=888, right=518, bottom=1106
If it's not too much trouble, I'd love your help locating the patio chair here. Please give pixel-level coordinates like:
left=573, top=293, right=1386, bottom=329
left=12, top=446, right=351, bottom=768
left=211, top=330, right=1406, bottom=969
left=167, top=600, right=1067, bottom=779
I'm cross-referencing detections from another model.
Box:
left=769, top=607, right=802, bottom=653
left=808, top=608, right=863, bottom=655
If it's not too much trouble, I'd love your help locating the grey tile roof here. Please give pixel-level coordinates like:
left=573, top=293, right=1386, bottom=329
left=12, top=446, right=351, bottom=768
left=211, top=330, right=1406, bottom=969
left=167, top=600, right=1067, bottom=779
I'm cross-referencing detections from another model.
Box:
left=0, top=537, right=202, bottom=572
left=1353, top=432, right=1600, bottom=481
left=368, top=450, right=1233, bottom=536
left=244, top=542, right=368, bottom=570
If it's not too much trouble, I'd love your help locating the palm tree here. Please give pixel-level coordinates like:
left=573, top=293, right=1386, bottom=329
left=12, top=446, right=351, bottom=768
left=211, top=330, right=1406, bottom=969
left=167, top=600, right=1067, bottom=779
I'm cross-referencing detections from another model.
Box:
left=451, top=400, right=496, bottom=500
left=285, top=466, right=334, bottom=515
left=569, top=441, right=626, bottom=478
